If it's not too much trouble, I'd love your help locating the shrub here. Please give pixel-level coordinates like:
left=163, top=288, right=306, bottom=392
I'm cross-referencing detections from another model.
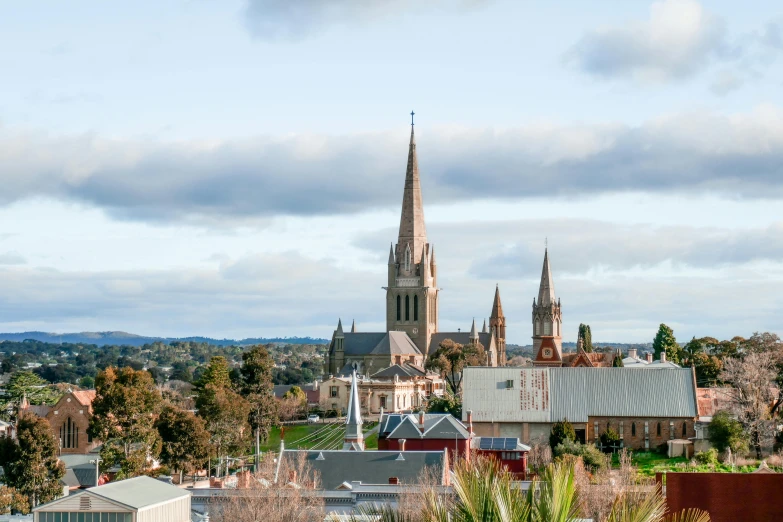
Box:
left=550, top=419, right=576, bottom=450
left=598, top=428, right=621, bottom=453
left=554, top=439, right=607, bottom=472
left=709, top=411, right=748, bottom=454
left=694, top=448, right=719, bottom=466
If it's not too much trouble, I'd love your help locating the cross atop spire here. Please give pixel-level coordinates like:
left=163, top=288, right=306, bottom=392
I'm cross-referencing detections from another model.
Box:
left=411, top=110, right=415, bottom=126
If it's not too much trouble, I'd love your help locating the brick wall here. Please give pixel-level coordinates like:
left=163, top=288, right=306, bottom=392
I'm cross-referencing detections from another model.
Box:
left=44, top=394, right=96, bottom=454
left=588, top=417, right=695, bottom=451
left=661, top=472, right=783, bottom=522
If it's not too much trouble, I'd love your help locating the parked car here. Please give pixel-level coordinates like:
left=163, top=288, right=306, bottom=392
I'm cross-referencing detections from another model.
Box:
left=307, top=414, right=320, bottom=423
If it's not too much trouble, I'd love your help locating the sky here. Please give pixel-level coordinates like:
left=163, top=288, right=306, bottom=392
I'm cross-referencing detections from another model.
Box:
left=0, top=0, right=782, bottom=344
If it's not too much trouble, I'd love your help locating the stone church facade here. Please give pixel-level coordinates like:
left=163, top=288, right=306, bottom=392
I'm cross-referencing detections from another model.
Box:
left=324, top=123, right=506, bottom=376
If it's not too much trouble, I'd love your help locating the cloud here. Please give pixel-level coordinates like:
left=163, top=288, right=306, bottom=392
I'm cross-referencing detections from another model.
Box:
left=3, top=106, right=783, bottom=224
left=710, top=69, right=744, bottom=96
left=565, top=0, right=727, bottom=81
left=242, top=0, right=488, bottom=40
left=0, top=252, right=26, bottom=265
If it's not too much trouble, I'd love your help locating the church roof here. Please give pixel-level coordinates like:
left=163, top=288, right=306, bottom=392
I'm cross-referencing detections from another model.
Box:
left=280, top=449, right=448, bottom=490
left=429, top=332, right=494, bottom=352
left=397, top=125, right=428, bottom=264
left=331, top=332, right=422, bottom=357
left=71, top=390, right=96, bottom=407
left=371, top=364, right=427, bottom=379
left=537, top=248, right=557, bottom=306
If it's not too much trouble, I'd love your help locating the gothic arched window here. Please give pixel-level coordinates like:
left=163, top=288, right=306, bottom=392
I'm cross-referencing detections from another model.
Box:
left=404, top=244, right=412, bottom=272
left=535, top=319, right=541, bottom=335
left=396, top=295, right=401, bottom=321
left=413, top=295, right=419, bottom=321
left=60, top=417, right=78, bottom=449
left=544, top=320, right=552, bottom=335
left=405, top=295, right=410, bottom=321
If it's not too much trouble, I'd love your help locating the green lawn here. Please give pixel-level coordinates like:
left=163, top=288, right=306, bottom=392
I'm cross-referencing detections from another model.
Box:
left=261, top=421, right=379, bottom=452
left=620, top=451, right=774, bottom=476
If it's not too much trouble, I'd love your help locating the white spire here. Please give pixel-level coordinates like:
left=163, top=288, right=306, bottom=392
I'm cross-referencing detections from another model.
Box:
left=343, top=370, right=364, bottom=450
left=469, top=318, right=479, bottom=342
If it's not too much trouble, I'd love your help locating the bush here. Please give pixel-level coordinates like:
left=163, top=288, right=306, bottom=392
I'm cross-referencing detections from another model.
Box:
left=709, top=411, right=748, bottom=454
left=694, top=448, right=719, bottom=466
left=550, top=419, right=576, bottom=450
left=599, top=428, right=621, bottom=453
left=554, top=439, right=607, bottom=472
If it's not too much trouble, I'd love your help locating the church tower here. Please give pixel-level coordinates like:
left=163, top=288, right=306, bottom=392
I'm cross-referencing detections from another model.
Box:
left=386, top=119, right=439, bottom=356
left=532, top=248, right=563, bottom=366
left=490, top=285, right=507, bottom=366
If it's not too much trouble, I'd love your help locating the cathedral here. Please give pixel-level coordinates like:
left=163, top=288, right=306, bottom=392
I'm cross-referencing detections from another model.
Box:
left=324, top=122, right=506, bottom=376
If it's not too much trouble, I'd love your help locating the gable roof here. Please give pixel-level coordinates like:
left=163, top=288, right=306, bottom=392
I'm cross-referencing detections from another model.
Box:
left=331, top=332, right=422, bottom=357
left=381, top=413, right=470, bottom=440
left=71, top=390, right=96, bottom=406
left=371, top=364, right=427, bottom=379
left=281, top=450, right=446, bottom=490
left=86, top=476, right=188, bottom=510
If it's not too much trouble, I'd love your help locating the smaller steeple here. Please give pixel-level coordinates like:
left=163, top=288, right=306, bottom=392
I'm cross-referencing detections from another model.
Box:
left=351, top=319, right=356, bottom=333
left=336, top=318, right=344, bottom=337
left=421, top=247, right=430, bottom=282
left=469, top=318, right=479, bottom=344
left=538, top=248, right=557, bottom=306
left=388, top=243, right=395, bottom=265
left=482, top=319, right=488, bottom=334
left=343, top=370, right=365, bottom=451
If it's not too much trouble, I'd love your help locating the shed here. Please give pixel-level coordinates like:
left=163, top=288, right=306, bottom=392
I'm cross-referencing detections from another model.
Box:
left=33, top=476, right=190, bottom=522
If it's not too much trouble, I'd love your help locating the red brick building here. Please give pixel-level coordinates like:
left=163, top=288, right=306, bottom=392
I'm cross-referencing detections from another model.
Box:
left=378, top=412, right=471, bottom=462
left=473, top=437, right=529, bottom=479
left=22, top=390, right=99, bottom=455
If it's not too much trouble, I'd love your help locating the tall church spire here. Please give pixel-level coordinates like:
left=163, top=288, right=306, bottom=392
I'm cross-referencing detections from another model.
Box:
left=490, top=284, right=507, bottom=366
left=397, top=124, right=428, bottom=265
left=343, top=370, right=365, bottom=450
left=537, top=248, right=556, bottom=306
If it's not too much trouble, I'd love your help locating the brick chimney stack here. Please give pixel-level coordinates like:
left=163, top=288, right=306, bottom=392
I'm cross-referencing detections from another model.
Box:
left=467, top=410, right=473, bottom=434
left=645, top=352, right=653, bottom=363
left=628, top=348, right=637, bottom=359
left=419, top=411, right=425, bottom=432
left=399, top=438, right=406, bottom=451
left=660, top=352, right=667, bottom=363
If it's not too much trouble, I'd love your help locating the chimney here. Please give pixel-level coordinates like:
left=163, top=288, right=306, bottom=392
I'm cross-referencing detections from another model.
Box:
left=467, top=410, right=474, bottom=434
left=388, top=477, right=399, bottom=485
left=660, top=352, right=666, bottom=363
left=628, top=349, right=637, bottom=359
left=645, top=352, right=653, bottom=363
left=399, top=439, right=406, bottom=451
left=419, top=411, right=425, bottom=432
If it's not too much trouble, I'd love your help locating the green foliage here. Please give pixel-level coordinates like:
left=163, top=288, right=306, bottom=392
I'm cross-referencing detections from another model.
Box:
left=196, top=383, right=251, bottom=464
left=426, top=392, right=462, bottom=418
left=240, top=345, right=279, bottom=443
left=612, top=351, right=625, bottom=367
left=89, top=366, right=162, bottom=477
left=3, top=413, right=64, bottom=509
left=155, top=405, right=211, bottom=476
left=0, top=485, right=29, bottom=515
left=708, top=410, right=748, bottom=454
left=652, top=324, right=681, bottom=364
left=7, top=371, right=60, bottom=410
left=577, top=324, right=593, bottom=353
left=549, top=419, right=576, bottom=450
left=694, top=448, right=719, bottom=466
left=600, top=428, right=621, bottom=452
left=426, top=339, right=486, bottom=393
left=553, top=439, right=607, bottom=472
left=197, top=356, right=232, bottom=390
left=283, top=385, right=306, bottom=402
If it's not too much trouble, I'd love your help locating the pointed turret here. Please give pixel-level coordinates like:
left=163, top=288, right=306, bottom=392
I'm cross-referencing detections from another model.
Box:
left=429, top=244, right=437, bottom=284
left=343, top=370, right=365, bottom=450
left=490, top=285, right=507, bottom=366
left=421, top=246, right=431, bottom=283
left=388, top=243, right=395, bottom=265
left=351, top=319, right=356, bottom=333
left=491, top=284, right=504, bottom=319
left=482, top=319, right=488, bottom=334
left=336, top=318, right=344, bottom=337
left=397, top=125, right=428, bottom=268
left=469, top=318, right=479, bottom=344
left=537, top=249, right=556, bottom=306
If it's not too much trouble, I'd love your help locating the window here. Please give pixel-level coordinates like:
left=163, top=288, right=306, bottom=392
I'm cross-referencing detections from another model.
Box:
left=395, top=356, right=401, bottom=365
left=544, top=321, right=552, bottom=335
left=657, top=423, right=661, bottom=436
left=631, top=423, right=636, bottom=436
left=535, top=319, right=541, bottom=335
left=330, top=386, right=339, bottom=398
left=413, top=295, right=419, bottom=321
left=380, top=396, right=387, bottom=409
left=501, top=452, right=519, bottom=460
left=40, top=514, right=132, bottom=522
left=505, top=379, right=514, bottom=389
left=405, top=295, right=410, bottom=321
left=60, top=417, right=78, bottom=449
left=682, top=423, right=687, bottom=437
left=396, top=295, right=401, bottom=321
left=404, top=244, right=412, bottom=272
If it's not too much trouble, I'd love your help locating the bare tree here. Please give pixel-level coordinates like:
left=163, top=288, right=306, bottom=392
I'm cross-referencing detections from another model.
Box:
left=721, top=352, right=778, bottom=459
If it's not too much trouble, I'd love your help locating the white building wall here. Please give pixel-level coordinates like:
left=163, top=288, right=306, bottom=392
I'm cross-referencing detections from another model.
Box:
left=35, top=492, right=129, bottom=512
left=137, top=497, right=190, bottom=522
left=462, top=368, right=551, bottom=424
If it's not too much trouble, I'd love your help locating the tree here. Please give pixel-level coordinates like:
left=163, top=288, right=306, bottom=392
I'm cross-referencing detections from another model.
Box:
left=578, top=324, right=593, bottom=353
left=653, top=324, right=681, bottom=364
left=425, top=339, right=485, bottom=393
left=89, top=366, right=162, bottom=477
left=612, top=351, right=624, bottom=367
left=550, top=418, right=576, bottom=450
left=155, top=405, right=211, bottom=484
left=0, top=485, right=29, bottom=515
left=426, top=392, right=462, bottom=418
left=708, top=411, right=747, bottom=454
left=240, top=345, right=279, bottom=446
left=3, top=413, right=64, bottom=509
left=197, top=356, right=232, bottom=391
left=720, top=352, right=777, bottom=459
left=196, top=384, right=251, bottom=477
left=6, top=371, right=60, bottom=409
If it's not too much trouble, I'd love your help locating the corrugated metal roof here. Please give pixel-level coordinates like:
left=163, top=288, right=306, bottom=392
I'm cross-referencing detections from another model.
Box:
left=549, top=368, right=697, bottom=422
left=462, top=367, right=697, bottom=424
left=89, top=476, right=190, bottom=509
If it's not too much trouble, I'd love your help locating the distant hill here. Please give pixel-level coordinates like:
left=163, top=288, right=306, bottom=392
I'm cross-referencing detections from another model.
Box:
left=0, top=331, right=329, bottom=347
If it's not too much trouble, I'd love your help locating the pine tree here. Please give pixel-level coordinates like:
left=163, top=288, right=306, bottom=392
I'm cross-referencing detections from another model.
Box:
left=240, top=346, right=279, bottom=444
left=4, top=413, right=64, bottom=509
left=653, top=323, right=681, bottom=363
left=577, top=324, right=593, bottom=353
left=612, top=350, right=624, bottom=367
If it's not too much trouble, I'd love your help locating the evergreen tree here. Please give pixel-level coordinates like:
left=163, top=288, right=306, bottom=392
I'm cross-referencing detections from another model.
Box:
left=612, top=350, right=624, bottom=367
left=196, top=384, right=251, bottom=477
left=240, top=345, right=279, bottom=444
left=89, top=367, right=162, bottom=477
left=3, top=413, right=64, bottom=509
left=549, top=419, right=576, bottom=450
left=155, top=405, right=211, bottom=484
left=653, top=323, right=681, bottom=363
left=197, top=356, right=232, bottom=390
left=577, top=324, right=593, bottom=352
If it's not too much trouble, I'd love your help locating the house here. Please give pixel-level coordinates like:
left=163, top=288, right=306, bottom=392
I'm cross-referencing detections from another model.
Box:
left=320, top=364, right=444, bottom=415
left=377, top=412, right=471, bottom=460
left=33, top=476, right=191, bottom=522
left=21, top=390, right=99, bottom=455
left=473, top=437, right=530, bottom=479
left=462, top=367, right=699, bottom=449
left=273, top=382, right=320, bottom=406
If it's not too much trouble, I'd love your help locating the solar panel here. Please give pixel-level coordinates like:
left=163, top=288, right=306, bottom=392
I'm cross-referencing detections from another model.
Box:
left=480, top=437, right=519, bottom=451
left=504, top=438, right=517, bottom=450
left=479, top=438, right=493, bottom=450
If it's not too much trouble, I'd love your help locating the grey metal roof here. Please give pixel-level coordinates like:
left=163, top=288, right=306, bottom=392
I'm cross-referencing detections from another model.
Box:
left=429, top=332, right=493, bottom=351
left=371, top=364, right=426, bottom=379
left=282, top=450, right=446, bottom=490
left=549, top=367, right=697, bottom=422
left=381, top=413, right=470, bottom=440
left=88, top=476, right=190, bottom=509
left=331, top=332, right=422, bottom=357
